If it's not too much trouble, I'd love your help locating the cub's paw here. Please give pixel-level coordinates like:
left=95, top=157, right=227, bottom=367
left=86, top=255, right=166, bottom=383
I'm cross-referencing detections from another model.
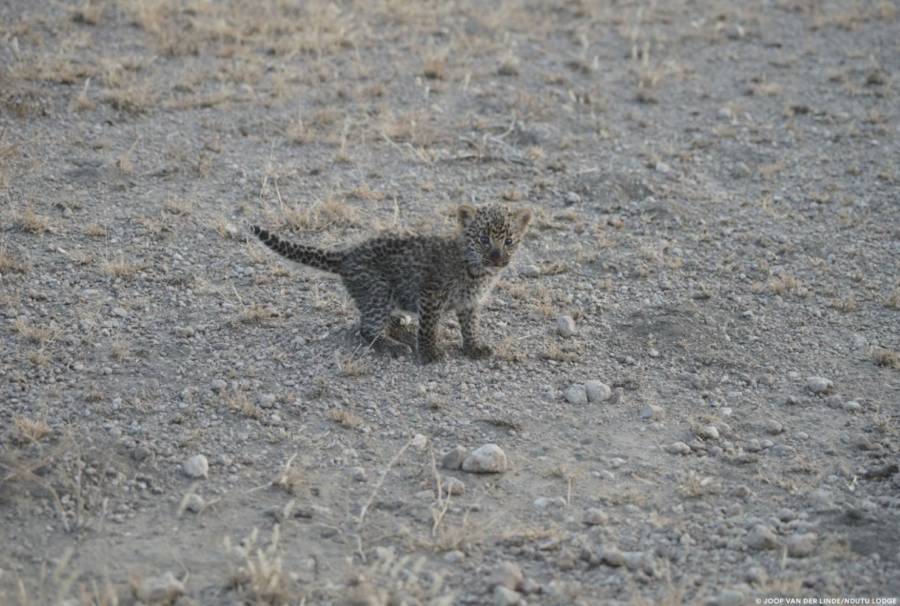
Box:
left=420, top=347, right=446, bottom=364
left=464, top=343, right=493, bottom=359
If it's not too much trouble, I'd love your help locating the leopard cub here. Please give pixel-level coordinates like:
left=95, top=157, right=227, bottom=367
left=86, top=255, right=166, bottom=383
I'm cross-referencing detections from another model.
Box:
left=251, top=204, right=532, bottom=363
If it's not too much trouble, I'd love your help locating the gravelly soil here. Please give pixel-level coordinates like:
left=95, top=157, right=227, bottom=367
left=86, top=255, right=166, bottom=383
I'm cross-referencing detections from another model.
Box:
left=1, top=1, right=899, bottom=604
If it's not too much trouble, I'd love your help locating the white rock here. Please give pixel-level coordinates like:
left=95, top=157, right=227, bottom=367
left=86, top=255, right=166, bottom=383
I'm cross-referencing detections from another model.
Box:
left=462, top=444, right=508, bottom=473
left=666, top=441, right=692, bottom=455
left=444, top=476, right=465, bottom=496
left=565, top=191, right=582, bottom=204
left=807, top=376, right=833, bottom=394
left=564, top=384, right=587, bottom=405
left=585, top=381, right=612, bottom=402
left=843, top=400, right=862, bottom=412
left=533, top=496, right=567, bottom=509
left=584, top=508, right=609, bottom=526
left=598, top=546, right=625, bottom=567
left=134, top=571, right=184, bottom=604
left=640, top=404, right=663, bottom=419
left=714, top=589, right=745, bottom=606
left=183, top=454, right=209, bottom=479
left=557, top=315, right=577, bottom=337
left=411, top=433, right=428, bottom=449
left=182, top=493, right=204, bottom=513
left=491, top=561, right=524, bottom=590
left=786, top=533, right=817, bottom=558
left=746, top=524, right=778, bottom=551
left=520, top=264, right=541, bottom=278
left=696, top=425, right=720, bottom=440
left=494, top=585, right=522, bottom=606
left=443, top=550, right=465, bottom=563
left=765, top=419, right=784, bottom=434
left=210, top=379, right=227, bottom=393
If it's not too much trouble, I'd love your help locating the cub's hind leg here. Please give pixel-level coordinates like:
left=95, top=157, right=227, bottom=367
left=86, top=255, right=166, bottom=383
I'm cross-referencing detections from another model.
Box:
left=349, top=281, right=412, bottom=357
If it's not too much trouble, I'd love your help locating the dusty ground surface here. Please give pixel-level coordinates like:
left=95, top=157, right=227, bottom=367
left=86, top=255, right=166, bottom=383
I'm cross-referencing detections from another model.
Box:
left=1, top=1, right=899, bottom=604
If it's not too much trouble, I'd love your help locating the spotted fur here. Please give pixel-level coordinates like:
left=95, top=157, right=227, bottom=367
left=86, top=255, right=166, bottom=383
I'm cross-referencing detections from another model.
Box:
left=251, top=204, right=532, bottom=363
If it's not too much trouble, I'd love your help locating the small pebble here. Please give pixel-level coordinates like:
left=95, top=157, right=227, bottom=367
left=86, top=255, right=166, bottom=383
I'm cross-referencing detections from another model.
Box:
left=585, top=381, right=612, bottom=403
left=598, top=546, right=625, bottom=567
left=696, top=425, right=720, bottom=440
left=640, top=404, right=663, bottom=419
left=843, top=401, right=862, bottom=413
left=712, top=589, right=745, bottom=606
left=491, top=561, right=524, bottom=590
left=442, top=446, right=468, bottom=470
left=786, top=533, right=817, bottom=558
left=444, top=476, right=465, bottom=496
left=565, top=191, right=582, bottom=205
left=182, top=493, right=204, bottom=513
left=564, top=384, right=587, bottom=405
left=135, top=571, right=184, bottom=604
left=807, top=376, right=833, bottom=395
left=533, top=496, right=567, bottom=509
left=557, top=315, right=577, bottom=337
left=494, top=586, right=522, bottom=606
left=583, top=508, right=609, bottom=526
left=210, top=379, right=227, bottom=393
left=746, top=524, right=779, bottom=551
left=462, top=444, right=508, bottom=473
left=350, top=467, right=366, bottom=482
left=520, top=264, right=541, bottom=278
left=183, top=454, right=209, bottom=479
left=666, top=442, right=692, bottom=455
left=443, top=550, right=465, bottom=563
left=765, top=419, right=784, bottom=435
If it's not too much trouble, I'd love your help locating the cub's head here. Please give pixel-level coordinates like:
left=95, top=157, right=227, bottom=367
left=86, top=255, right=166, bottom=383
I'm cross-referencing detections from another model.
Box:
left=457, top=204, right=532, bottom=277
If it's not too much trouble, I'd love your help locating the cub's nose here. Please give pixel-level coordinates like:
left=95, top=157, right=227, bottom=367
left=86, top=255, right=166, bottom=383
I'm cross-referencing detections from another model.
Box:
left=489, top=248, right=503, bottom=263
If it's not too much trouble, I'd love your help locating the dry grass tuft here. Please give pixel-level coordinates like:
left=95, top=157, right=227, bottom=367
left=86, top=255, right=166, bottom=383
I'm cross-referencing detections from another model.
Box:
left=0, top=245, right=29, bottom=274
left=272, top=453, right=305, bottom=495
left=337, top=354, right=371, bottom=377
left=830, top=295, right=858, bottom=313
left=753, top=272, right=808, bottom=297
left=14, top=416, right=52, bottom=444
left=100, top=254, right=141, bottom=278
left=225, top=389, right=261, bottom=419
left=225, top=526, right=294, bottom=605
left=327, top=407, right=362, bottom=429
left=871, top=347, right=900, bottom=370
left=276, top=197, right=361, bottom=232
left=83, top=223, right=108, bottom=238
left=886, top=288, right=900, bottom=310
left=12, top=208, right=52, bottom=234
left=13, top=318, right=57, bottom=344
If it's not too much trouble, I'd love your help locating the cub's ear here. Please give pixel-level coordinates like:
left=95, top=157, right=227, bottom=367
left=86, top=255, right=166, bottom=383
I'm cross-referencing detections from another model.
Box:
left=511, top=207, right=532, bottom=233
left=457, top=204, right=477, bottom=227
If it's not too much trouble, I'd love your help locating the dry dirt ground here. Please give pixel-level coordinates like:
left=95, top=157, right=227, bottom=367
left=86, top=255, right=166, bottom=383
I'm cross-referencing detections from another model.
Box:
left=1, top=1, right=899, bottom=604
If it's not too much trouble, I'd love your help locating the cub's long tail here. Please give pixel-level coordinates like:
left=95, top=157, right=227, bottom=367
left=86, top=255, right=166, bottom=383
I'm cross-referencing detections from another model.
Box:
left=251, top=226, right=343, bottom=273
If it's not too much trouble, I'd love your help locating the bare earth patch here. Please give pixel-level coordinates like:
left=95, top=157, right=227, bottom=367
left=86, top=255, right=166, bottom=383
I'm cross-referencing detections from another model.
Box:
left=1, top=0, right=898, bottom=604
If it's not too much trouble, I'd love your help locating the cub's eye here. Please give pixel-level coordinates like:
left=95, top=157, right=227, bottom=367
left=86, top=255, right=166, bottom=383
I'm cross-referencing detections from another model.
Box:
left=480, top=234, right=491, bottom=245
left=504, top=238, right=514, bottom=246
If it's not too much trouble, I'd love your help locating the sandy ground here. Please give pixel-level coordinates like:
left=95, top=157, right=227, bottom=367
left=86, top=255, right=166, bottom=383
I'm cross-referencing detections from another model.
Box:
left=1, top=1, right=899, bottom=604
